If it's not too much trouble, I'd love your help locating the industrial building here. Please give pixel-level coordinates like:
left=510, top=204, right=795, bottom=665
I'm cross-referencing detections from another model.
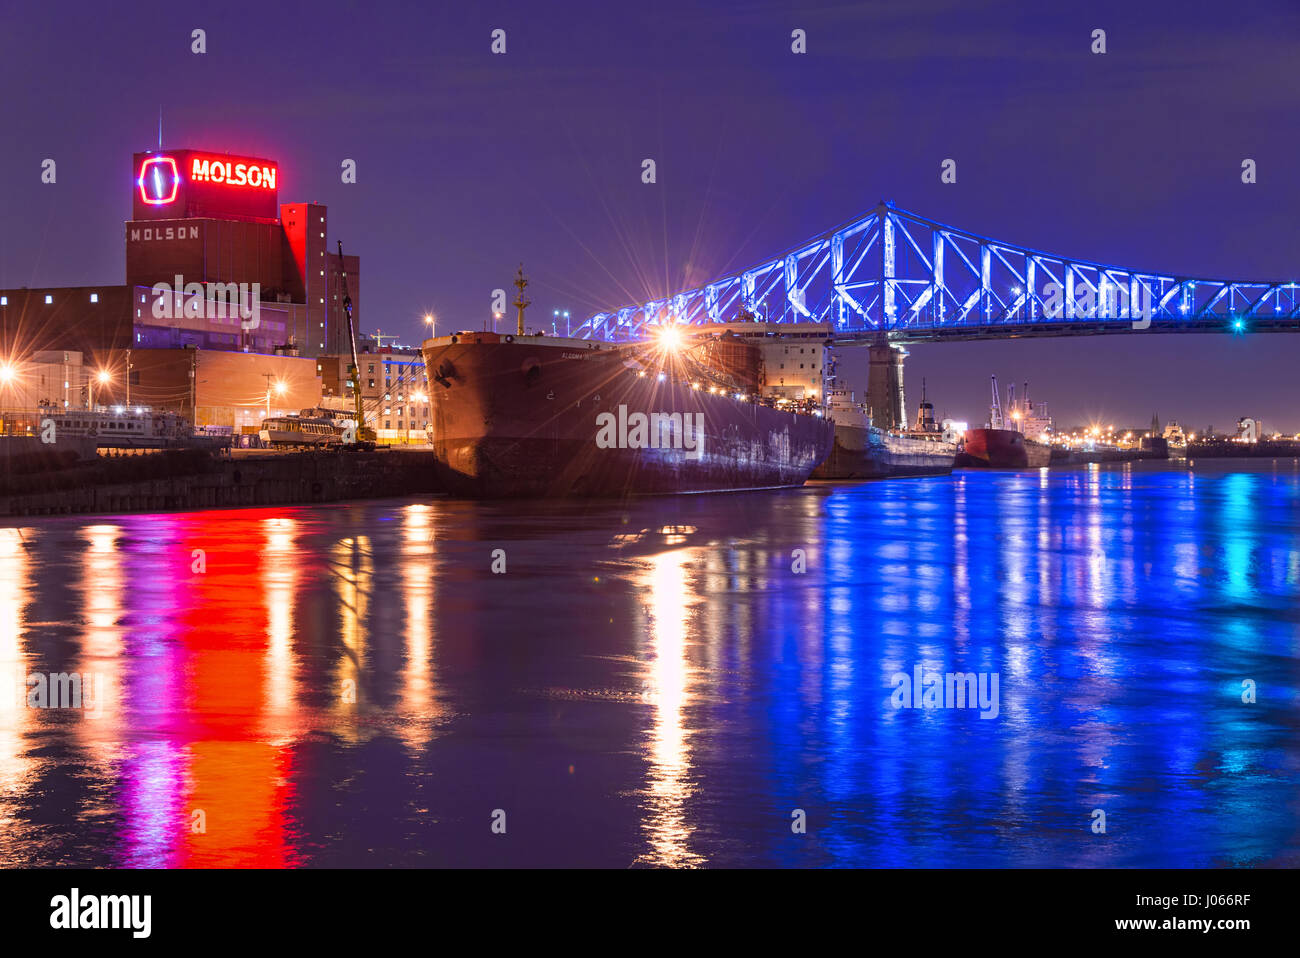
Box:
left=0, top=148, right=367, bottom=432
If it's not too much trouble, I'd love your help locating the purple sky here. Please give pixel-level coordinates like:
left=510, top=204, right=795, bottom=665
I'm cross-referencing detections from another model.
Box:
left=2, top=0, right=1297, bottom=430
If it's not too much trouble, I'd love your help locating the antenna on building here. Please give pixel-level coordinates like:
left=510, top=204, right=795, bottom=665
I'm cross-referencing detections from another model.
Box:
left=158, top=107, right=163, bottom=150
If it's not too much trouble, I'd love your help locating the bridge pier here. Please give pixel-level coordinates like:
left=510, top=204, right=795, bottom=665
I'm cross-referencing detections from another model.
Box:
left=867, top=342, right=907, bottom=430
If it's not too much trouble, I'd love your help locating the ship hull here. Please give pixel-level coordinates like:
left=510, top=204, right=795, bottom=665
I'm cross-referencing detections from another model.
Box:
left=958, top=428, right=1051, bottom=469
left=423, top=334, right=834, bottom=498
left=812, top=424, right=956, bottom=479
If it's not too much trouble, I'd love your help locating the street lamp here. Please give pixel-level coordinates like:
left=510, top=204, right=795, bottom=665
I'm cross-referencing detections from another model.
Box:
left=91, top=368, right=111, bottom=409
left=424, top=314, right=435, bottom=338
left=264, top=375, right=288, bottom=416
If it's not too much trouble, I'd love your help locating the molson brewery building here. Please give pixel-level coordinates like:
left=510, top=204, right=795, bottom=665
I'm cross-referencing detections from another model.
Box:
left=0, top=148, right=361, bottom=432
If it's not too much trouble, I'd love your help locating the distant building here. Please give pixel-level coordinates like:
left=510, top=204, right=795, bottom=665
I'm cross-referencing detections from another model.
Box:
left=318, top=346, right=431, bottom=443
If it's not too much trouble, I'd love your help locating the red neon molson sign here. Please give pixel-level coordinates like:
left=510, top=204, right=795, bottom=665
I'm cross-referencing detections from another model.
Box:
left=138, top=156, right=180, bottom=205
left=189, top=156, right=277, bottom=190
left=131, top=149, right=281, bottom=222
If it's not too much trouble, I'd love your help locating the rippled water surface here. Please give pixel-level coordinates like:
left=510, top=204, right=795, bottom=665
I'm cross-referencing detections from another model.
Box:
left=2, top=460, right=1298, bottom=867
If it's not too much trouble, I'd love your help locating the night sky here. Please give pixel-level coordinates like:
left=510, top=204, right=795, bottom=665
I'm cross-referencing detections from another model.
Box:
left=2, top=0, right=1297, bottom=430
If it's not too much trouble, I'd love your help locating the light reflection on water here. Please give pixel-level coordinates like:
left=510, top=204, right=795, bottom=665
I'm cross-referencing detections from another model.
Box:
left=0, top=460, right=1298, bottom=867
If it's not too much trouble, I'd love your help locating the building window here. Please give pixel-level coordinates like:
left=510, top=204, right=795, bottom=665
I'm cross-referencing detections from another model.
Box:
left=44, top=294, right=53, bottom=304
left=89, top=293, right=98, bottom=303
left=0, top=297, right=6, bottom=306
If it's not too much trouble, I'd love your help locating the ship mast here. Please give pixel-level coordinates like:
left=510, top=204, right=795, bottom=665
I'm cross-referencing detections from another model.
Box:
left=513, top=265, right=530, bottom=337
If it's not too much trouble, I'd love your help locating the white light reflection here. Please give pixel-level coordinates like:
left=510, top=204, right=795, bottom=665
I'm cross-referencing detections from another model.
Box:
left=331, top=535, right=373, bottom=728
left=0, top=529, right=34, bottom=810
left=634, top=548, right=704, bottom=867
left=399, top=504, right=440, bottom=751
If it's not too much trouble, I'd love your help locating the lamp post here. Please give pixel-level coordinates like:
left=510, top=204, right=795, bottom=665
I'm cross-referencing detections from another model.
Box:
left=0, top=362, right=12, bottom=436
left=92, top=368, right=111, bottom=410
left=0, top=363, right=15, bottom=422
left=424, top=314, right=435, bottom=339
left=263, top=374, right=287, bottom=417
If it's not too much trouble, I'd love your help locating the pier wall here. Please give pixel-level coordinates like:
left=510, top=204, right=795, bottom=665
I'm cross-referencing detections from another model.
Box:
left=0, top=450, right=444, bottom=517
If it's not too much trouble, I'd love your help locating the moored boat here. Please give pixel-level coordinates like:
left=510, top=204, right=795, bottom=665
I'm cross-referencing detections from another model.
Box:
left=958, top=427, right=1051, bottom=468
left=811, top=383, right=956, bottom=479
left=956, top=375, right=1052, bottom=469
left=422, top=271, right=833, bottom=498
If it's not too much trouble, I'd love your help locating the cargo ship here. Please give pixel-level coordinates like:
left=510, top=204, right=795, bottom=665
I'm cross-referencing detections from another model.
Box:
left=957, top=376, right=1052, bottom=469
left=811, top=374, right=957, bottom=480
left=421, top=270, right=834, bottom=498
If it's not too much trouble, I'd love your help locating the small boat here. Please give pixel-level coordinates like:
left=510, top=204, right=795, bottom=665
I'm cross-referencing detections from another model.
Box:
left=259, top=412, right=350, bottom=448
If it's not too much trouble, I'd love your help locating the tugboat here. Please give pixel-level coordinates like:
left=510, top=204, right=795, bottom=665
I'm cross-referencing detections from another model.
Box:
left=958, top=376, right=1052, bottom=469
left=811, top=370, right=958, bottom=480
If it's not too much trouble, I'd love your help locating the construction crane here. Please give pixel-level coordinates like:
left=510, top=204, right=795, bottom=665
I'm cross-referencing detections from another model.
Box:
left=989, top=375, right=1004, bottom=430
left=337, top=241, right=376, bottom=449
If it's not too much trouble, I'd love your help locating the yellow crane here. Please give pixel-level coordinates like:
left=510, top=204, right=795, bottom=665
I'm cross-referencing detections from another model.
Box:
left=337, top=240, right=377, bottom=449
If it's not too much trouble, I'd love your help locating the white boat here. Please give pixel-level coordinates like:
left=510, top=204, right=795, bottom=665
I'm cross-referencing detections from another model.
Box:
left=39, top=406, right=194, bottom=448
left=259, top=412, right=349, bottom=448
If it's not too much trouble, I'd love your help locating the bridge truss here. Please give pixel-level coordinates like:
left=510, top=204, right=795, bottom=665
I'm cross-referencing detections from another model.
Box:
left=574, top=202, right=1300, bottom=343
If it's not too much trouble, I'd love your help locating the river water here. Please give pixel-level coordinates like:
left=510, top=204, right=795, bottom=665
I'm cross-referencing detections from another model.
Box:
left=1, top=460, right=1298, bottom=867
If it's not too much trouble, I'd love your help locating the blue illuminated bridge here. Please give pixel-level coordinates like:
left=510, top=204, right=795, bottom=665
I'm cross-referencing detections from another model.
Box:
left=574, top=201, right=1300, bottom=343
